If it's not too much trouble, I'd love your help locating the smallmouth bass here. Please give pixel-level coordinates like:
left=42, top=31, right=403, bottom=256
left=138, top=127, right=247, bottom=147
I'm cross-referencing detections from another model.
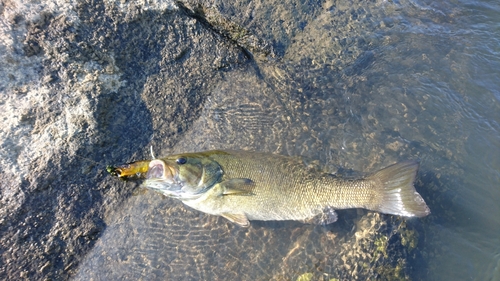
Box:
left=109, top=150, right=430, bottom=227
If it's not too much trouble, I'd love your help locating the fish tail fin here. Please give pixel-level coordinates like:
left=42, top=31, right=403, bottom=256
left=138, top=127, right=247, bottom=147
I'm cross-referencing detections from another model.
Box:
left=368, top=161, right=430, bottom=217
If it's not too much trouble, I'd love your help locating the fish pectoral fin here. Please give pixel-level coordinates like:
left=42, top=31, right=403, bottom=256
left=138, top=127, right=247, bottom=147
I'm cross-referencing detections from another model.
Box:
left=220, top=178, right=255, bottom=196
left=304, top=207, right=338, bottom=225
left=221, top=213, right=250, bottom=227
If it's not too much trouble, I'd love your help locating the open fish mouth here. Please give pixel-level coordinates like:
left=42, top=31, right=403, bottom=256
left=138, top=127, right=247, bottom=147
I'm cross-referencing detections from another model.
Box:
left=143, top=160, right=185, bottom=196
left=146, top=160, right=166, bottom=179
left=146, top=159, right=175, bottom=181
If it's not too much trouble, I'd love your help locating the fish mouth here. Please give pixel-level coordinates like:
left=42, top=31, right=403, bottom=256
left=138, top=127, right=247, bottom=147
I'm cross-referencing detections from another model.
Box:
left=143, top=160, right=187, bottom=198
left=146, top=159, right=176, bottom=181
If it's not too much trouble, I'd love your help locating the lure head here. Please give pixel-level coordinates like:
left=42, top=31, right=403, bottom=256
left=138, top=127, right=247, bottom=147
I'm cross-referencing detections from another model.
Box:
left=106, top=160, right=151, bottom=180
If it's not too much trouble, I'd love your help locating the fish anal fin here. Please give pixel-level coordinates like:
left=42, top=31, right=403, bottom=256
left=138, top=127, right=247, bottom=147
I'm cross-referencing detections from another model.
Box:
left=220, top=178, right=255, bottom=196
left=221, top=213, right=250, bottom=227
left=304, top=207, right=338, bottom=225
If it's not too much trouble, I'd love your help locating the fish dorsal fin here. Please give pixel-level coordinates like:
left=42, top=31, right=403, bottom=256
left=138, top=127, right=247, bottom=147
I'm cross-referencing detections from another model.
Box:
left=221, top=213, right=250, bottom=227
left=220, top=178, right=255, bottom=196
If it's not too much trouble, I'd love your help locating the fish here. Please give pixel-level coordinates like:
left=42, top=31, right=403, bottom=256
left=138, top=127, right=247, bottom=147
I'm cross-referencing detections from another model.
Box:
left=109, top=150, right=430, bottom=227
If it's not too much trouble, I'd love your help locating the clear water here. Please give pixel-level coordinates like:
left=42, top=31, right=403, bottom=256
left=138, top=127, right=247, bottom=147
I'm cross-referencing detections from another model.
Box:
left=76, top=0, right=500, bottom=280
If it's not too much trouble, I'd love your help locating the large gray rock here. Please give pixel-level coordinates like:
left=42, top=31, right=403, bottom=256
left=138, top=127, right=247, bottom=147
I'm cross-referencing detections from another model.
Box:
left=1, top=0, right=246, bottom=279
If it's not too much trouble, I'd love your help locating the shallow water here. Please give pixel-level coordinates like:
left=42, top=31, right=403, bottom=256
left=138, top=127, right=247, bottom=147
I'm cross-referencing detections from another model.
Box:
left=76, top=0, right=500, bottom=279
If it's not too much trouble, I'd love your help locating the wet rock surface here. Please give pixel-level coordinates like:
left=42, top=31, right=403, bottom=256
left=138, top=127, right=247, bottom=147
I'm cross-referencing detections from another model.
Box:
left=1, top=1, right=247, bottom=279
left=0, top=0, right=457, bottom=280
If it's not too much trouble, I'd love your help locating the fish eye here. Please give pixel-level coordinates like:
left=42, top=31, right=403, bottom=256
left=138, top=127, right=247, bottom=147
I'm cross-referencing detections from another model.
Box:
left=176, top=157, right=187, bottom=165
